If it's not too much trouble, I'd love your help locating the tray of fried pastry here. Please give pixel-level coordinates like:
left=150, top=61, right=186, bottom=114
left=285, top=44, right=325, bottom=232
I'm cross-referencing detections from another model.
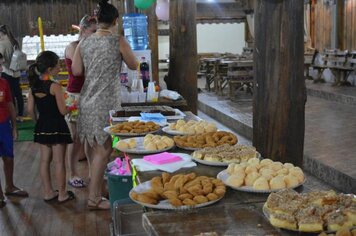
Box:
left=130, top=172, right=226, bottom=210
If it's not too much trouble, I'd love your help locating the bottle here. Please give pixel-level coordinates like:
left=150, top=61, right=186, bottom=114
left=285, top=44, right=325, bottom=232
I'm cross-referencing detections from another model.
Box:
left=139, top=57, right=150, bottom=89
left=146, top=82, right=156, bottom=102
left=122, top=13, right=148, bottom=50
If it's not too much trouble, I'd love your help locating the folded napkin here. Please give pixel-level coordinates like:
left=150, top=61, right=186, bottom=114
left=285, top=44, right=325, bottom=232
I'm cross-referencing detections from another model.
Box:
left=131, top=153, right=196, bottom=173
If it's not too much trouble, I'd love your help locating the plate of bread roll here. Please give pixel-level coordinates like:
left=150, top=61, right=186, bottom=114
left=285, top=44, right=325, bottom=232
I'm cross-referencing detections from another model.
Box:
left=104, top=121, right=161, bottom=137
left=129, top=172, right=226, bottom=210
left=217, top=158, right=305, bottom=193
left=191, top=144, right=260, bottom=166
left=263, top=189, right=356, bottom=233
left=115, top=134, right=175, bottom=154
left=162, top=119, right=217, bottom=136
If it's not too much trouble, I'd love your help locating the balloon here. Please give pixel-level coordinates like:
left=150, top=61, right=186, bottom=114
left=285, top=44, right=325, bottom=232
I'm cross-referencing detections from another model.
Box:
left=156, top=0, right=169, bottom=21
left=134, top=0, right=155, bottom=10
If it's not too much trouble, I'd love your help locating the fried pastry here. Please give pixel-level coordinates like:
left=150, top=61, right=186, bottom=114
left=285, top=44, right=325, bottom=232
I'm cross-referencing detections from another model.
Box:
left=253, top=177, right=270, bottom=190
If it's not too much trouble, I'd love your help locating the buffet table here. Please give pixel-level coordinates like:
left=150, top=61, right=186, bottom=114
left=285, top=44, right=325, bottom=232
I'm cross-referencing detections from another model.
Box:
left=111, top=112, right=334, bottom=236
left=121, top=97, right=188, bottom=111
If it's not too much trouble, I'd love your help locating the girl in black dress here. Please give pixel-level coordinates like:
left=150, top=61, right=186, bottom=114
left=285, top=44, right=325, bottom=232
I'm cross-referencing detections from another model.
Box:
left=27, top=51, right=75, bottom=203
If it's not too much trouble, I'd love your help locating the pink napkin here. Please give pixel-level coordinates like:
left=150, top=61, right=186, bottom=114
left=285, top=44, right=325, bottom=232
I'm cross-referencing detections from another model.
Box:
left=143, top=152, right=182, bottom=165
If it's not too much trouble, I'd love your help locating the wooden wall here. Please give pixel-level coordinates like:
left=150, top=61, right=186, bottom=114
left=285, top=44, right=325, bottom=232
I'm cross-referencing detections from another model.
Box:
left=311, top=1, right=356, bottom=51
left=314, top=2, right=333, bottom=50
left=0, top=0, right=97, bottom=39
left=344, top=0, right=356, bottom=50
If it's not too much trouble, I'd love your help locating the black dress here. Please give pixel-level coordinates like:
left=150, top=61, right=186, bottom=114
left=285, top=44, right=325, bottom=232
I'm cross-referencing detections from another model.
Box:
left=33, top=80, right=72, bottom=144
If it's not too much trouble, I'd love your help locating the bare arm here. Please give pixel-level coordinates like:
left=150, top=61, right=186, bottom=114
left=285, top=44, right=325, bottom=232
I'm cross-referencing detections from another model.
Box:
left=27, top=90, right=36, bottom=121
left=71, top=40, right=84, bottom=76
left=51, top=83, right=69, bottom=115
left=65, top=42, right=77, bottom=60
left=7, top=100, right=17, bottom=140
left=119, top=36, right=139, bottom=70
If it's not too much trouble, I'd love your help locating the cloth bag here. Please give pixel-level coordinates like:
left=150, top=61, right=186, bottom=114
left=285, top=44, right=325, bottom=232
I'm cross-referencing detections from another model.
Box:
left=9, top=47, right=27, bottom=71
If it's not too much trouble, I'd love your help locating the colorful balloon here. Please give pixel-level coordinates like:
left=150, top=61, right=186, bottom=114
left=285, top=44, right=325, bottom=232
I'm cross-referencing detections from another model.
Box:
left=134, top=0, right=155, bottom=10
left=156, top=0, right=169, bottom=21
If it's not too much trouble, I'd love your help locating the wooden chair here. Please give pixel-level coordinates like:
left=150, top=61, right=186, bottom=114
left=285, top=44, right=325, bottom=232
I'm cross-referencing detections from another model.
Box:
left=304, top=48, right=316, bottom=80
left=214, top=61, right=229, bottom=95
left=341, top=51, right=356, bottom=85
left=311, top=49, right=338, bottom=83
left=227, top=61, right=254, bottom=100
left=325, top=50, right=353, bottom=86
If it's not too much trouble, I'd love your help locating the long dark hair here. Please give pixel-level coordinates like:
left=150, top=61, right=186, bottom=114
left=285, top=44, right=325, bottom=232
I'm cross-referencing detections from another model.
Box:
left=95, top=0, right=119, bottom=25
left=28, top=51, right=59, bottom=89
left=0, top=25, right=19, bottom=49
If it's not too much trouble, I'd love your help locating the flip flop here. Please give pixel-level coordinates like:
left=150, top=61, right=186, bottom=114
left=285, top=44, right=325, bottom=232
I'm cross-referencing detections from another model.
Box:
left=5, top=189, right=29, bottom=197
left=68, top=177, right=87, bottom=188
left=58, top=191, right=75, bottom=204
left=87, top=197, right=110, bottom=210
left=43, top=190, right=59, bottom=202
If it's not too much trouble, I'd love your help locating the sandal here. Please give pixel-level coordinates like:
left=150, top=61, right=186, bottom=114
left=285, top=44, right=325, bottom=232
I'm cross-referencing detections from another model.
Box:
left=5, top=188, right=29, bottom=197
left=58, top=191, right=76, bottom=204
left=87, top=197, right=110, bottom=210
left=68, top=177, right=87, bottom=188
left=44, top=190, right=59, bottom=202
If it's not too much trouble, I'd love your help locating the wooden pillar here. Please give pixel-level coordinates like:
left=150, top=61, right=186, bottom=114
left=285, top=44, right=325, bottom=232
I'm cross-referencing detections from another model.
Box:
left=168, top=0, right=197, bottom=114
left=124, top=0, right=136, bottom=13
left=143, top=3, right=159, bottom=85
left=311, top=0, right=315, bottom=48
left=253, top=0, right=306, bottom=167
left=336, top=0, right=344, bottom=50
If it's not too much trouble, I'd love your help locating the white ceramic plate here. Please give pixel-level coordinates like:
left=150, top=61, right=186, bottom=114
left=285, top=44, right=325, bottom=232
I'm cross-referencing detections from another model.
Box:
left=103, top=126, right=160, bottom=137
left=175, top=143, right=201, bottom=151
left=217, top=170, right=305, bottom=193
left=192, top=152, right=262, bottom=167
left=114, top=137, right=174, bottom=154
left=129, top=180, right=223, bottom=210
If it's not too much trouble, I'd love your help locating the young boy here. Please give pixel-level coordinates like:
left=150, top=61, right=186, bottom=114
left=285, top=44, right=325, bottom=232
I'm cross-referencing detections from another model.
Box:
left=0, top=53, right=28, bottom=208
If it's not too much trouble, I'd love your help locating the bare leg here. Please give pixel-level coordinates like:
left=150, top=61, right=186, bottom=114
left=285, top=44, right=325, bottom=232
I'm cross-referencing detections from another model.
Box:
left=52, top=143, right=69, bottom=201
left=67, top=122, right=86, bottom=180
left=87, top=138, right=112, bottom=209
left=40, top=144, right=56, bottom=200
left=0, top=180, right=5, bottom=208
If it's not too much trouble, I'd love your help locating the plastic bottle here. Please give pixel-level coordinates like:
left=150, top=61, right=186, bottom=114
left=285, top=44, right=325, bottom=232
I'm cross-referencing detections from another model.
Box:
left=139, top=57, right=150, bottom=89
left=146, top=82, right=156, bottom=102
left=122, top=13, right=148, bottom=50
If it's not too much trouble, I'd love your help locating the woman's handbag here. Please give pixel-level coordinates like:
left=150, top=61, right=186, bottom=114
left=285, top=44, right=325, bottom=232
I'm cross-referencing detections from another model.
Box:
left=9, top=47, right=27, bottom=71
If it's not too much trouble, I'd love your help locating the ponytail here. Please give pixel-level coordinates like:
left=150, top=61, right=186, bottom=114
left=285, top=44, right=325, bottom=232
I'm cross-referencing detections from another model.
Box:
left=28, top=51, right=59, bottom=89
left=0, top=25, right=19, bottom=49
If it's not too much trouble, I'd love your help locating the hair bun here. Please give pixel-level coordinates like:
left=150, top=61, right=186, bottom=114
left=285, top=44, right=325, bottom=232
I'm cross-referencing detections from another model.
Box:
left=98, top=0, right=109, bottom=7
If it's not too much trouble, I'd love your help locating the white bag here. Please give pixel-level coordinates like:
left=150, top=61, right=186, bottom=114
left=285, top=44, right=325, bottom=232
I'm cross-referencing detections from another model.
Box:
left=9, top=47, right=27, bottom=71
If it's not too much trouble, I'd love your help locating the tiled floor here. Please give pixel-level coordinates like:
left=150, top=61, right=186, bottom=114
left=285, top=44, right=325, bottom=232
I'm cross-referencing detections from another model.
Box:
left=197, top=79, right=356, bottom=193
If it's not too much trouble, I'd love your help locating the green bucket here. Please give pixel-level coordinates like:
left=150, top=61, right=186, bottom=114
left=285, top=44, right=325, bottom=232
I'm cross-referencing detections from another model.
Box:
left=106, top=171, right=133, bottom=208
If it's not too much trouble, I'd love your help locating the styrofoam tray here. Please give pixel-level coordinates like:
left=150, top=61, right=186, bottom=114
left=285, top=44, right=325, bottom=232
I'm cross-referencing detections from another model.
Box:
left=129, top=180, right=223, bottom=210
left=217, top=170, right=305, bottom=193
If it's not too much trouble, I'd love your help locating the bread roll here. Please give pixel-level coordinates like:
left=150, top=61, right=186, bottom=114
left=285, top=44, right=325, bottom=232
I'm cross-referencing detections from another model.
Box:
left=156, top=142, right=168, bottom=150
left=116, top=140, right=129, bottom=150
left=253, top=177, right=270, bottom=190
left=247, top=157, right=260, bottom=166
left=283, top=163, right=294, bottom=169
left=245, top=165, right=258, bottom=175
left=145, top=142, right=157, bottom=151
left=260, top=159, right=273, bottom=167
left=270, top=176, right=286, bottom=190
left=283, top=174, right=299, bottom=188
left=226, top=174, right=244, bottom=187
left=227, top=163, right=236, bottom=175
left=259, top=168, right=275, bottom=177
left=245, top=172, right=260, bottom=186
left=276, top=168, right=289, bottom=176
left=271, top=162, right=284, bottom=171
left=127, top=139, right=137, bottom=149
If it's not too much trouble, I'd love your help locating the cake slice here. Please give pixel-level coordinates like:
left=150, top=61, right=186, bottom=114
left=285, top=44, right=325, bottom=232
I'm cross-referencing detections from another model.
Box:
left=298, top=215, right=324, bottom=232
left=270, top=213, right=297, bottom=230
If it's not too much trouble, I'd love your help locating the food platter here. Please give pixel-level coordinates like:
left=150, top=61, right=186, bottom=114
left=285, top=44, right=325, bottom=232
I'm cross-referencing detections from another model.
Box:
left=192, top=152, right=262, bottom=167
left=114, top=137, right=174, bottom=154
left=162, top=126, right=193, bottom=136
left=262, top=203, right=356, bottom=233
left=103, top=126, right=159, bottom=137
left=110, top=109, right=186, bottom=122
left=217, top=170, right=305, bottom=193
left=129, top=180, right=223, bottom=210
left=175, top=143, right=201, bottom=151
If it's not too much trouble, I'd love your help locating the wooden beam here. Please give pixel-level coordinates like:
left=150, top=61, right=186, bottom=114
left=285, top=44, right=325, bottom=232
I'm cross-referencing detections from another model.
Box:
left=168, top=0, right=197, bottom=114
left=143, top=2, right=159, bottom=85
left=253, top=0, right=306, bottom=167
left=336, top=0, right=344, bottom=50
left=311, top=0, right=315, bottom=48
